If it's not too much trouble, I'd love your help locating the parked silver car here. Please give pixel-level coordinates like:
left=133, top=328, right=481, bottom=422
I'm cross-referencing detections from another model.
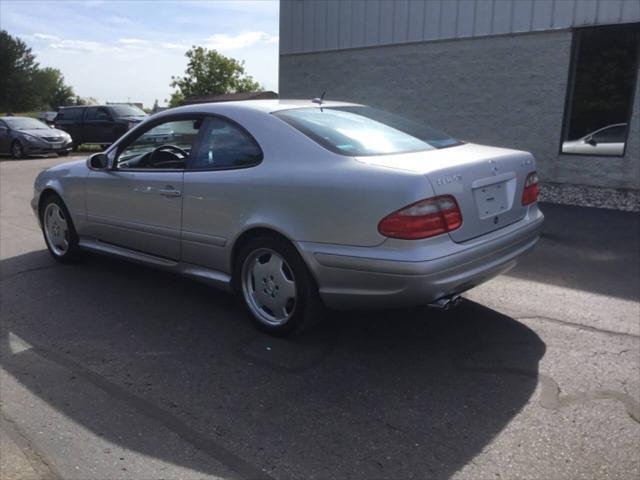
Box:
left=561, top=123, right=628, bottom=156
left=32, top=100, right=543, bottom=334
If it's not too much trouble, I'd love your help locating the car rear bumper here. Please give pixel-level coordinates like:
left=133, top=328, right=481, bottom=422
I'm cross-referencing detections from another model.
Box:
left=296, top=205, right=544, bottom=309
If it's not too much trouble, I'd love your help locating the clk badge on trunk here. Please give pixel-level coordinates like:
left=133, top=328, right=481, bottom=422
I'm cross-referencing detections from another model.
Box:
left=435, top=174, right=462, bottom=186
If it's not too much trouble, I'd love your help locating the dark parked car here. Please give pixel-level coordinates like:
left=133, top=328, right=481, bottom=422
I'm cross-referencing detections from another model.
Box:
left=54, top=105, right=147, bottom=149
left=0, top=116, right=72, bottom=158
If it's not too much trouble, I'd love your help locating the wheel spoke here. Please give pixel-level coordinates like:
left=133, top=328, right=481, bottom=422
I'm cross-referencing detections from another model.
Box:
left=252, top=256, right=271, bottom=281
left=278, top=276, right=295, bottom=300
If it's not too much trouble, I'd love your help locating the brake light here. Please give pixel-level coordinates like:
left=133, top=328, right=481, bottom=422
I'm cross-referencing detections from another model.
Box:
left=378, top=195, right=462, bottom=240
left=521, top=172, right=539, bottom=206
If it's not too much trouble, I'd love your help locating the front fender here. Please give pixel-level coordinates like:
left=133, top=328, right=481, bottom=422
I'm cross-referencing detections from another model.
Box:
left=32, top=160, right=89, bottom=230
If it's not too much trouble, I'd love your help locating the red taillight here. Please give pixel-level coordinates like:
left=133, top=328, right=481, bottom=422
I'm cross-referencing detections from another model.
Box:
left=522, top=172, right=539, bottom=206
left=378, top=195, right=462, bottom=240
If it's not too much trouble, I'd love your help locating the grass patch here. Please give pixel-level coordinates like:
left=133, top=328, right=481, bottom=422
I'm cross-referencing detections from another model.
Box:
left=76, top=144, right=103, bottom=152
left=10, top=111, right=40, bottom=118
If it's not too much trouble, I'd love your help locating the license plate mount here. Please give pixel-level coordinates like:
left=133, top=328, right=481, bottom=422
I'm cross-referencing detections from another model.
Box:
left=474, top=181, right=508, bottom=218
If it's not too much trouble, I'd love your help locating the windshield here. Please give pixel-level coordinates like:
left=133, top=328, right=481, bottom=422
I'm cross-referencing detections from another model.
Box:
left=4, top=117, right=50, bottom=130
left=273, top=106, right=461, bottom=156
left=110, top=105, right=146, bottom=117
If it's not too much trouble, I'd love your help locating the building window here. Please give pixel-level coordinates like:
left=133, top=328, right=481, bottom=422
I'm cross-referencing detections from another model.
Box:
left=561, top=24, right=639, bottom=157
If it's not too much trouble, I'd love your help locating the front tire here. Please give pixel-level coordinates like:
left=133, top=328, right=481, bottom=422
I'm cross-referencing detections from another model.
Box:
left=40, top=194, right=81, bottom=262
left=11, top=141, right=24, bottom=159
left=234, top=236, right=322, bottom=335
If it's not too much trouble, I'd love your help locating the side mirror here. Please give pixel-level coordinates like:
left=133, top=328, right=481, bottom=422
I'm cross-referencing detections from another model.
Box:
left=88, top=153, right=109, bottom=170
left=586, top=136, right=597, bottom=146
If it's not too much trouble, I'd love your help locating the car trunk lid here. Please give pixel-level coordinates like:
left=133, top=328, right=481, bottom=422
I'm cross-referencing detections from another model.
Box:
left=355, top=143, right=535, bottom=243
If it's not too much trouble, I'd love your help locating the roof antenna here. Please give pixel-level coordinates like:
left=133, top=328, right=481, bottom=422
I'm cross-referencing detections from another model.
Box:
left=312, top=91, right=326, bottom=111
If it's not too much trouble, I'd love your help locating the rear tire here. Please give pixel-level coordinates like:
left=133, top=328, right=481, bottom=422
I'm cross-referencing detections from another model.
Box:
left=11, top=141, right=24, bottom=159
left=40, top=194, right=81, bottom=263
left=234, top=236, right=323, bottom=336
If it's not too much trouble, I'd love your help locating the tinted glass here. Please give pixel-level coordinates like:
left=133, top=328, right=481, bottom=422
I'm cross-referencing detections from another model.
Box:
left=84, top=107, right=98, bottom=120
left=189, top=117, right=262, bottom=169
left=95, top=108, right=110, bottom=120
left=592, top=125, right=626, bottom=143
left=85, top=107, right=110, bottom=120
left=274, top=106, right=460, bottom=156
left=117, top=118, right=202, bottom=169
left=110, top=105, right=146, bottom=117
left=59, top=108, right=83, bottom=120
left=3, top=117, right=49, bottom=129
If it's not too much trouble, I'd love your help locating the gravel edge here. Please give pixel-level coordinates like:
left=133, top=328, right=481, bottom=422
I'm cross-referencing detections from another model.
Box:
left=539, top=183, right=640, bottom=212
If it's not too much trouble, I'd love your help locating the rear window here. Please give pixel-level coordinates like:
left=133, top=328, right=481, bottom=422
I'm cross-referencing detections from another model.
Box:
left=273, top=106, right=461, bottom=156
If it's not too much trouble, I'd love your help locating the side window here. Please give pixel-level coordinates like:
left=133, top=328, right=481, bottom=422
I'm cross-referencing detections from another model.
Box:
left=96, top=108, right=110, bottom=120
left=116, top=118, right=204, bottom=170
left=60, top=108, right=83, bottom=120
left=591, top=125, right=626, bottom=144
left=188, top=117, right=262, bottom=170
left=84, top=107, right=97, bottom=120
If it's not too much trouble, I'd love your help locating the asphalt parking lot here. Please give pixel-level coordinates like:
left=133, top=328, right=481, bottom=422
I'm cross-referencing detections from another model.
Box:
left=1, top=154, right=639, bottom=480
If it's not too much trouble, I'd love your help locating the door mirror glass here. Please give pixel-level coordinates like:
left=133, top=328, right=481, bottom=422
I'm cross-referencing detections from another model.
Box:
left=88, top=153, right=109, bottom=170
left=585, top=136, right=597, bottom=146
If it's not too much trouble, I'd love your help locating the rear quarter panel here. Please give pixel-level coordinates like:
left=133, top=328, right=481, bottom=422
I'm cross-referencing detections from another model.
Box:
left=180, top=109, right=434, bottom=273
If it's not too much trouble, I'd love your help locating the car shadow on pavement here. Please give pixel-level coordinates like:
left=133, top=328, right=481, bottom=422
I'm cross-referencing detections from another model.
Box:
left=1, top=250, right=546, bottom=479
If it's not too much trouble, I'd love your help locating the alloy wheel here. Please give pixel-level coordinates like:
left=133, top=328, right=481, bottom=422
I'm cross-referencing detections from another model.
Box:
left=43, top=203, right=70, bottom=256
left=241, top=248, right=297, bottom=326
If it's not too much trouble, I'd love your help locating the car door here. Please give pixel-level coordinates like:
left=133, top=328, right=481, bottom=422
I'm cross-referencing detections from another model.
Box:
left=56, top=107, right=85, bottom=144
left=83, top=106, right=112, bottom=143
left=84, top=116, right=206, bottom=260
left=590, top=124, right=627, bottom=155
left=181, top=116, right=263, bottom=272
left=0, top=121, right=10, bottom=153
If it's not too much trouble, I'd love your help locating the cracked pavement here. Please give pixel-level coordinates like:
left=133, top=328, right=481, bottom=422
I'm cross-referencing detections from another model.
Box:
left=1, top=155, right=639, bottom=479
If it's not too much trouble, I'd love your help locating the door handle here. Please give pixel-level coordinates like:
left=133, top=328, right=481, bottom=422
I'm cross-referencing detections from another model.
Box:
left=159, top=188, right=181, bottom=197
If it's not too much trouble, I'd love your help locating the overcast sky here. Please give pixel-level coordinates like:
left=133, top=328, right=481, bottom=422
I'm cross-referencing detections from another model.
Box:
left=0, top=0, right=280, bottom=108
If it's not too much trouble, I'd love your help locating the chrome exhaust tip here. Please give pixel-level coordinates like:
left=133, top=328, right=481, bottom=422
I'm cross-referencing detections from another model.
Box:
left=428, top=295, right=462, bottom=310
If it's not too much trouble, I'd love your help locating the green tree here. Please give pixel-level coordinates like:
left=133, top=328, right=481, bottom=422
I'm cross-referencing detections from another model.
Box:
left=168, top=46, right=261, bottom=107
left=0, top=30, right=40, bottom=111
left=32, top=67, right=77, bottom=109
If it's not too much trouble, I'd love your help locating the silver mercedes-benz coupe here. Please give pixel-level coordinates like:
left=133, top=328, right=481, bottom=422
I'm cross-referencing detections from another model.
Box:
left=32, top=100, right=543, bottom=334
